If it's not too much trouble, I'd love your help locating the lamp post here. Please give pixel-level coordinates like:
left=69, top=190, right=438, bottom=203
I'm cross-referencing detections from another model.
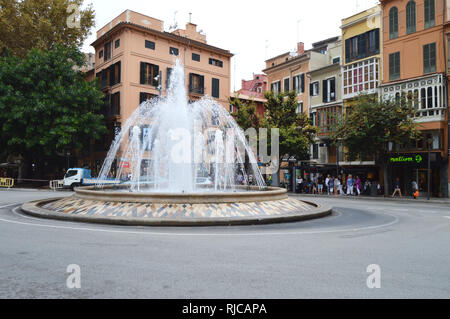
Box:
left=427, top=134, right=432, bottom=201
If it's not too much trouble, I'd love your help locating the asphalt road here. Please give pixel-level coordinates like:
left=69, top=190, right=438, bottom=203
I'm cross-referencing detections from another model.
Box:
left=0, top=189, right=449, bottom=299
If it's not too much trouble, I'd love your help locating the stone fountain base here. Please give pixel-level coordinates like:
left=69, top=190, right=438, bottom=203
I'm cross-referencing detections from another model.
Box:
left=21, top=186, right=332, bottom=226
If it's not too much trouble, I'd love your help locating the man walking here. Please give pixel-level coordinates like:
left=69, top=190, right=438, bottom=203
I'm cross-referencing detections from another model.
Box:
left=346, top=175, right=354, bottom=196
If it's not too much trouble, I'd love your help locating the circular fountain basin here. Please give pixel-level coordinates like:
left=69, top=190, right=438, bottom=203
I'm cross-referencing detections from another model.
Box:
left=21, top=186, right=332, bottom=227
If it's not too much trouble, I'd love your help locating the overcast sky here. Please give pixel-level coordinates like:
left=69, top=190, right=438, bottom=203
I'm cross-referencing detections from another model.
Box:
left=81, top=0, right=379, bottom=91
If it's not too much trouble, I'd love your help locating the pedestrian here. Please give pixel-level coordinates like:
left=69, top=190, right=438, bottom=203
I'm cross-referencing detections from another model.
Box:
left=328, top=176, right=334, bottom=196
left=318, top=174, right=324, bottom=195
left=248, top=174, right=254, bottom=185
left=392, top=178, right=402, bottom=198
left=412, top=180, right=419, bottom=199
left=355, top=176, right=362, bottom=196
left=346, top=175, right=354, bottom=196
left=296, top=176, right=303, bottom=194
left=325, top=174, right=331, bottom=195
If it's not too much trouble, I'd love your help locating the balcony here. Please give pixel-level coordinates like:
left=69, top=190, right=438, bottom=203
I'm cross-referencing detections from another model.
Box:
left=380, top=74, right=447, bottom=123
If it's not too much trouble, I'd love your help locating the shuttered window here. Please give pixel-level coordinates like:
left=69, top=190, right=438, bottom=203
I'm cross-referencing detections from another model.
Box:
left=145, top=40, right=155, bottom=50
left=389, top=52, right=400, bottom=81
left=406, top=1, right=416, bottom=34
left=284, top=78, right=290, bottom=92
left=166, top=68, right=173, bottom=88
left=140, top=62, right=159, bottom=87
left=189, top=73, right=205, bottom=95
left=423, top=43, right=436, bottom=74
left=212, top=78, right=220, bottom=98
left=424, top=0, right=435, bottom=29
left=389, top=7, right=399, bottom=39
left=192, top=53, right=200, bottom=62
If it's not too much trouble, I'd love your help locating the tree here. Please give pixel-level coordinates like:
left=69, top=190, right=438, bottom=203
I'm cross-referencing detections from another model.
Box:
left=331, top=94, right=420, bottom=195
left=0, top=0, right=95, bottom=57
left=229, top=95, right=261, bottom=131
left=0, top=45, right=107, bottom=178
left=262, top=91, right=318, bottom=186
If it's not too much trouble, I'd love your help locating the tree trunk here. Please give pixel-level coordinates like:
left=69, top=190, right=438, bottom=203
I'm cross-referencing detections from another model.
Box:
left=382, top=162, right=390, bottom=197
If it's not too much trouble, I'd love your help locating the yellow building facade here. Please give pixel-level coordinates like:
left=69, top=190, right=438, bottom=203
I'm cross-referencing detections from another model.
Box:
left=340, top=5, right=383, bottom=182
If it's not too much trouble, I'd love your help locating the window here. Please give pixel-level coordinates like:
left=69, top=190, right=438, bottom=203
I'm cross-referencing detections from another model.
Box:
left=323, top=77, right=336, bottom=103
left=189, top=73, right=205, bottom=94
left=406, top=1, right=416, bottom=34
left=343, top=58, right=380, bottom=97
left=166, top=68, right=173, bottom=88
left=145, top=40, right=155, bottom=50
left=284, top=78, right=290, bottom=92
left=209, top=58, right=223, bottom=67
left=192, top=53, right=200, bottom=62
left=389, top=52, right=400, bottom=81
left=424, top=0, right=435, bottom=29
left=312, top=144, right=319, bottom=160
left=99, top=50, right=103, bottom=59
left=423, top=43, right=436, bottom=74
left=140, top=92, right=156, bottom=104
left=170, top=47, right=179, bottom=56
left=389, top=7, right=399, bottom=39
left=140, top=62, right=160, bottom=87
left=212, top=78, right=220, bottom=98
left=297, top=102, right=303, bottom=114
left=345, top=29, right=379, bottom=63
left=293, top=74, right=305, bottom=94
left=271, top=81, right=281, bottom=94
left=104, top=41, right=112, bottom=62
left=109, top=61, right=121, bottom=86
left=115, top=39, right=120, bottom=48
left=310, top=82, right=319, bottom=96
left=111, top=92, right=120, bottom=116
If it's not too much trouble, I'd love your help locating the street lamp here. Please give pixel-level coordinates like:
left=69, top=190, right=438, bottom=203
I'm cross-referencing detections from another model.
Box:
left=66, top=151, right=71, bottom=170
left=427, top=134, right=432, bottom=201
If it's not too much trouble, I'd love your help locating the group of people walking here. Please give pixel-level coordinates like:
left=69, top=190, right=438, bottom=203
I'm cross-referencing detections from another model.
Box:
left=296, top=173, right=376, bottom=196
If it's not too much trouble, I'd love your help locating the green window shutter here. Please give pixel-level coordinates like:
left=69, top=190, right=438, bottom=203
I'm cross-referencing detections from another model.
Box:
left=301, top=74, right=305, bottom=92
left=322, top=79, right=328, bottom=103
left=212, top=78, right=219, bottom=98
left=199, top=75, right=205, bottom=94
left=152, top=64, right=159, bottom=87
left=140, top=62, right=146, bottom=84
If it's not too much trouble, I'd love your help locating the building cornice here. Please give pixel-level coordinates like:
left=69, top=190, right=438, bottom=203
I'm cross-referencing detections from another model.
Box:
left=91, top=22, right=233, bottom=58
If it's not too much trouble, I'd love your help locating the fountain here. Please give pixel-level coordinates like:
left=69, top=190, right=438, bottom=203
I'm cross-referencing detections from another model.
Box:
left=21, top=60, right=331, bottom=226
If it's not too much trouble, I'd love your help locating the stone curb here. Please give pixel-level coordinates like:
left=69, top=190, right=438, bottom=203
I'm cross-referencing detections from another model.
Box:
left=20, top=198, right=333, bottom=227
left=290, top=193, right=450, bottom=205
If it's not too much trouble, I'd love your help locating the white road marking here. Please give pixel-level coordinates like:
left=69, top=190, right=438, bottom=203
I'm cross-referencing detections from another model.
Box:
left=0, top=206, right=401, bottom=237
left=0, top=203, right=21, bottom=209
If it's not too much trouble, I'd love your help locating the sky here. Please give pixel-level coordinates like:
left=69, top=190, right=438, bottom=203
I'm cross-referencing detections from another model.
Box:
left=81, top=0, right=379, bottom=91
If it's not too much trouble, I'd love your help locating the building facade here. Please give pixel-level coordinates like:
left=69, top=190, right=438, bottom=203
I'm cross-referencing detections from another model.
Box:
left=380, top=0, right=449, bottom=197
left=230, top=74, right=267, bottom=117
left=80, top=10, right=233, bottom=176
left=308, top=37, right=343, bottom=176
left=340, top=5, right=384, bottom=184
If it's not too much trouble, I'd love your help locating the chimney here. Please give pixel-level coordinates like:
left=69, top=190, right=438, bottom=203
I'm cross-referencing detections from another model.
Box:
left=297, top=42, right=305, bottom=55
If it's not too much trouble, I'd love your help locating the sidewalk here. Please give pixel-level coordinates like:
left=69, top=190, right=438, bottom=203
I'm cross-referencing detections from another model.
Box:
left=289, top=192, right=450, bottom=205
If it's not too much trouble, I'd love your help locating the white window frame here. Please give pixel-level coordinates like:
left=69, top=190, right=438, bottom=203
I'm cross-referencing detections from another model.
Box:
left=342, top=58, right=380, bottom=99
left=311, top=81, right=319, bottom=96
left=271, top=80, right=281, bottom=94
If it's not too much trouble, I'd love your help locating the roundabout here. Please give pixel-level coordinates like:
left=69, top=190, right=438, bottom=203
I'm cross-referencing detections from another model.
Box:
left=21, top=186, right=332, bottom=226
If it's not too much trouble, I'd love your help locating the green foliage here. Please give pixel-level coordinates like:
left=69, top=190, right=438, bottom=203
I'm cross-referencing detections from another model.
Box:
left=0, top=0, right=95, bottom=57
left=229, top=95, right=261, bottom=131
left=262, top=90, right=317, bottom=161
left=331, top=94, right=420, bottom=162
left=0, top=45, right=107, bottom=161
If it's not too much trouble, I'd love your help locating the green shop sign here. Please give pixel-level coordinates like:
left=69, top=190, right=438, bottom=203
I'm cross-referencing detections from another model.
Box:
left=389, top=154, right=424, bottom=164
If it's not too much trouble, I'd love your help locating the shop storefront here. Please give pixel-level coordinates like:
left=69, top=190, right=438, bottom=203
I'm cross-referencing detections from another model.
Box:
left=388, top=152, right=445, bottom=198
